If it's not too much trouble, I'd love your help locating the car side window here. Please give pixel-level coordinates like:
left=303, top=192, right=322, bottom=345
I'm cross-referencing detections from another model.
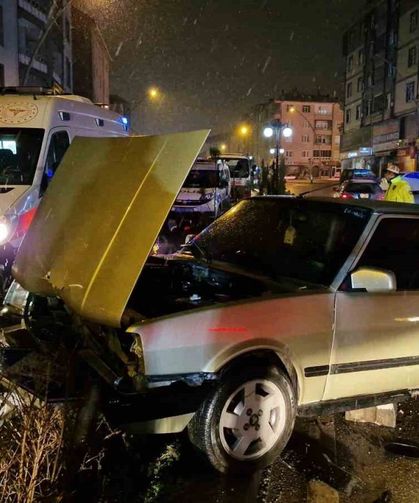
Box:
left=356, top=218, right=419, bottom=290
left=41, top=131, right=70, bottom=196
left=44, top=131, right=70, bottom=179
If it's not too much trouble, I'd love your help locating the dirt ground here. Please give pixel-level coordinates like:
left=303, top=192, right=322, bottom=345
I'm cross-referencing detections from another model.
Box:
left=263, top=399, right=419, bottom=503
left=130, top=399, right=419, bottom=503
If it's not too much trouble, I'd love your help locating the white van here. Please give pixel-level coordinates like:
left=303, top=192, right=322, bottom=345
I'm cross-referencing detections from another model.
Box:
left=0, top=87, right=129, bottom=287
left=172, top=158, right=231, bottom=221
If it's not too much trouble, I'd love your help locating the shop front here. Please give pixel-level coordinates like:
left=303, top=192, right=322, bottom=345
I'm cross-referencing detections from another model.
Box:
left=341, top=126, right=374, bottom=172
left=372, top=119, right=400, bottom=176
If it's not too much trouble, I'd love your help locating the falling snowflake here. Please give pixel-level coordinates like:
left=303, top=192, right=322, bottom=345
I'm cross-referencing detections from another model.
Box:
left=115, top=41, right=124, bottom=57
left=262, top=56, right=272, bottom=74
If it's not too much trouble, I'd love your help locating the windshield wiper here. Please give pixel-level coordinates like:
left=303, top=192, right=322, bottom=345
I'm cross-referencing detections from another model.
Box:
left=183, top=239, right=212, bottom=264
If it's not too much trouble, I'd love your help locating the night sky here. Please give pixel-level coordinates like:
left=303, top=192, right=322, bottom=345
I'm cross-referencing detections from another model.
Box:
left=84, top=0, right=366, bottom=134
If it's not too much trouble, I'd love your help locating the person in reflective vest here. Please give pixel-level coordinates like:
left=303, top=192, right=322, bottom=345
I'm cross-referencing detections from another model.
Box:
left=383, top=164, right=414, bottom=203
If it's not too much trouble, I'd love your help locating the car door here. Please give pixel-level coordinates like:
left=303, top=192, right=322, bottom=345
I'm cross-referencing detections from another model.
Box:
left=323, top=216, right=419, bottom=401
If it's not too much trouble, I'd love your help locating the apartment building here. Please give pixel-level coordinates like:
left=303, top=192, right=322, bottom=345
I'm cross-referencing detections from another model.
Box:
left=342, top=0, right=418, bottom=173
left=0, top=0, right=72, bottom=91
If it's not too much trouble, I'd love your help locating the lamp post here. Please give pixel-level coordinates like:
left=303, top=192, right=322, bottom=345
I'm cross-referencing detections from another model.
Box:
left=263, top=119, right=292, bottom=194
left=238, top=124, right=250, bottom=153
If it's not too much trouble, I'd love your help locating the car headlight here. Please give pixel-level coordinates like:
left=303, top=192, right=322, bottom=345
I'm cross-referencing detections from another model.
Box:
left=0, top=215, right=19, bottom=246
left=0, top=220, right=11, bottom=245
left=2, top=280, right=30, bottom=316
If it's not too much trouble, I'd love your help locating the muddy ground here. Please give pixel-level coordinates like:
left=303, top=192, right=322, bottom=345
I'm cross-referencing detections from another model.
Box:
left=70, top=399, right=419, bottom=502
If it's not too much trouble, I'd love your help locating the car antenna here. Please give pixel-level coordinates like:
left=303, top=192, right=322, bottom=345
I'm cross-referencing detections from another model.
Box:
left=298, top=182, right=339, bottom=198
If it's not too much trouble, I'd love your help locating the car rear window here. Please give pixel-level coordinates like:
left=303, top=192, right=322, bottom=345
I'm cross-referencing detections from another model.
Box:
left=345, top=183, right=378, bottom=194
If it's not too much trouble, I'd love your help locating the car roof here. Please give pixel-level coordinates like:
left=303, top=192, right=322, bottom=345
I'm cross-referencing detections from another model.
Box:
left=193, top=161, right=224, bottom=171
left=252, top=195, right=419, bottom=216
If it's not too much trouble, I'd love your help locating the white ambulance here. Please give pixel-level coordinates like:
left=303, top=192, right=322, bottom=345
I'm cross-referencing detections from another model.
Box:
left=0, top=87, right=129, bottom=287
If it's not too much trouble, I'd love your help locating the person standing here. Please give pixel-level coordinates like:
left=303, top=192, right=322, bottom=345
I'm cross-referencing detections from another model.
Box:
left=383, top=164, right=414, bottom=203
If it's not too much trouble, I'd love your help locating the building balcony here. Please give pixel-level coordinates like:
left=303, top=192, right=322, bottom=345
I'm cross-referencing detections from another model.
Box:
left=18, top=0, right=48, bottom=23
left=19, top=53, right=47, bottom=74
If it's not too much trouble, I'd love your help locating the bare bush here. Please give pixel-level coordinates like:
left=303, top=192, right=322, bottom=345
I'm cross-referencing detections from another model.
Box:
left=0, top=388, right=65, bottom=503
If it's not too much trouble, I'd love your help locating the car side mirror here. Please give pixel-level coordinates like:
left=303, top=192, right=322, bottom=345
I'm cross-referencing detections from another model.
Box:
left=350, top=267, right=397, bottom=292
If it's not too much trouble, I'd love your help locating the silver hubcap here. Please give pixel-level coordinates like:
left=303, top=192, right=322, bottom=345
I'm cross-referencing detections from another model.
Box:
left=219, top=379, right=287, bottom=461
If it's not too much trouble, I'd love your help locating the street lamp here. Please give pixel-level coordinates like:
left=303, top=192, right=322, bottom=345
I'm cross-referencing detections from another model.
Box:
left=148, top=87, right=160, bottom=100
left=238, top=124, right=251, bottom=153
left=264, top=127, right=274, bottom=138
left=220, top=144, right=227, bottom=152
left=263, top=119, right=293, bottom=194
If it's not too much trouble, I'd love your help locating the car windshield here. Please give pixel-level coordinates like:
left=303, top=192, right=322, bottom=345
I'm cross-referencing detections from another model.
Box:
left=225, top=159, right=250, bottom=178
left=0, top=128, right=44, bottom=185
left=183, top=169, right=218, bottom=188
left=190, top=199, right=371, bottom=286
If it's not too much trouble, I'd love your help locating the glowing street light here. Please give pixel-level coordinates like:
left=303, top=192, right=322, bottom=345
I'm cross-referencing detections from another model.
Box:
left=282, top=127, right=293, bottom=138
left=262, top=119, right=293, bottom=194
left=263, top=127, right=274, bottom=138
left=220, top=144, right=227, bottom=152
left=239, top=125, right=249, bottom=136
left=148, top=87, right=159, bottom=99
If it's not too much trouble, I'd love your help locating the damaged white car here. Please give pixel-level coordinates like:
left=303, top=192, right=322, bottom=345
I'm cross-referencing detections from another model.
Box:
left=2, top=130, right=419, bottom=474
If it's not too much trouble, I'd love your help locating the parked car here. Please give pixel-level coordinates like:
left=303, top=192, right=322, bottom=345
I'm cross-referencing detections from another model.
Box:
left=339, top=168, right=377, bottom=183
left=334, top=179, right=384, bottom=200
left=3, top=132, right=419, bottom=475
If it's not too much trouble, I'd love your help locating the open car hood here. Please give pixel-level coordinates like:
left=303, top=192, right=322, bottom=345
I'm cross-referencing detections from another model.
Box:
left=13, top=130, right=209, bottom=327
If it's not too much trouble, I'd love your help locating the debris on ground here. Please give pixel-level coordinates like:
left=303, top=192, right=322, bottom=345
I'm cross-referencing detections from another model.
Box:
left=307, top=479, right=340, bottom=503
left=345, top=404, right=396, bottom=428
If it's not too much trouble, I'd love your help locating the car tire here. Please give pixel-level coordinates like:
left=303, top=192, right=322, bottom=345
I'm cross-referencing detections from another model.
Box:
left=188, top=365, right=296, bottom=474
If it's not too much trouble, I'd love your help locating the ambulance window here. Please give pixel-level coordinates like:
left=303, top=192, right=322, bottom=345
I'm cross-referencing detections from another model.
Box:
left=44, top=131, right=70, bottom=179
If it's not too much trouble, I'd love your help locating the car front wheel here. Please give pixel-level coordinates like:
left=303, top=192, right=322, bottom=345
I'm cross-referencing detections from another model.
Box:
left=188, top=365, right=296, bottom=473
